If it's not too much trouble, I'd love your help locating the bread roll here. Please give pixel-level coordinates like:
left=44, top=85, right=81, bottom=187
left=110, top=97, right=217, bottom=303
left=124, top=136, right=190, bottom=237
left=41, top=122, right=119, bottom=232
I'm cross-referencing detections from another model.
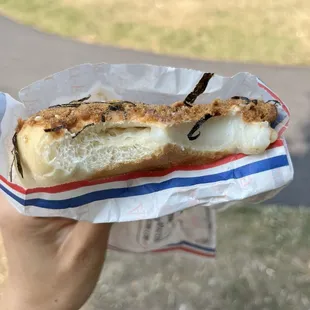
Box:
left=13, top=98, right=278, bottom=188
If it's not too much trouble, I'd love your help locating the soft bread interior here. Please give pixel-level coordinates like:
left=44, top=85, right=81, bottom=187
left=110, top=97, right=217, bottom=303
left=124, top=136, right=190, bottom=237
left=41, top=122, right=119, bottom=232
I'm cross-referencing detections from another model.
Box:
left=16, top=113, right=278, bottom=188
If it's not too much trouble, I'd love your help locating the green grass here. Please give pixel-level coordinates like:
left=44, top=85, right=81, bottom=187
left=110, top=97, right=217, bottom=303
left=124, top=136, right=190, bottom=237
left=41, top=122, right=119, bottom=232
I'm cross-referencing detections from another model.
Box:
left=214, top=205, right=310, bottom=309
left=79, top=205, right=310, bottom=310
left=1, top=0, right=310, bottom=65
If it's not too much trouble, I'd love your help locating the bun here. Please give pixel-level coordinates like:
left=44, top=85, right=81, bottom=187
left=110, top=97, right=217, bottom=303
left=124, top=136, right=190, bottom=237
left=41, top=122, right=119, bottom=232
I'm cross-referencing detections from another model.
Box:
left=13, top=98, right=278, bottom=188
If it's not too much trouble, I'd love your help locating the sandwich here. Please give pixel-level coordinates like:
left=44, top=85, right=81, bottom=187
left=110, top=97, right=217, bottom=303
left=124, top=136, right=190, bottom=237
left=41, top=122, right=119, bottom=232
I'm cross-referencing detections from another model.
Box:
left=11, top=73, right=279, bottom=188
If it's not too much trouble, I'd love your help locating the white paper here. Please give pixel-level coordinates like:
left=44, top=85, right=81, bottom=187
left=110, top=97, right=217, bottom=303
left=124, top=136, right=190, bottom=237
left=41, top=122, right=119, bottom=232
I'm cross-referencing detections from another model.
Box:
left=109, top=207, right=216, bottom=258
left=0, top=63, right=293, bottom=257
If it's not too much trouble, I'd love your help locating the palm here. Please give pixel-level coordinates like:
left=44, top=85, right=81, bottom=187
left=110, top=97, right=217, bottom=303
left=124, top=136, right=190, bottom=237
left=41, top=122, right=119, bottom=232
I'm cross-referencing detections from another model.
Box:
left=0, top=195, right=111, bottom=310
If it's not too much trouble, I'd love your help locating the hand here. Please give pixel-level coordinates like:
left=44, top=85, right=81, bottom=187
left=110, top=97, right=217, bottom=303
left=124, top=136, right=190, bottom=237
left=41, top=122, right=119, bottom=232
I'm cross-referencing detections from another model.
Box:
left=0, top=193, right=112, bottom=310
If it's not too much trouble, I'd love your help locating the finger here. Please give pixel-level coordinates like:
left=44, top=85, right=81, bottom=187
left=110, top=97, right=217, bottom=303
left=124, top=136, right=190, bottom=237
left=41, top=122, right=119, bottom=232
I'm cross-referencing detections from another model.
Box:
left=0, top=193, right=23, bottom=225
left=0, top=192, right=75, bottom=240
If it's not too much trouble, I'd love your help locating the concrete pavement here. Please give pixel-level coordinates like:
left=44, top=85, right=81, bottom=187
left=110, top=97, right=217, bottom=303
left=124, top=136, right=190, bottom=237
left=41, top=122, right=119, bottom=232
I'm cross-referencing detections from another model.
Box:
left=0, top=15, right=308, bottom=205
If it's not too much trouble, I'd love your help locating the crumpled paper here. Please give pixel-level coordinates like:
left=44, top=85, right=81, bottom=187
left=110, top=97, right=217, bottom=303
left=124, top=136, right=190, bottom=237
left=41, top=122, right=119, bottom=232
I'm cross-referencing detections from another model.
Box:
left=0, top=63, right=293, bottom=257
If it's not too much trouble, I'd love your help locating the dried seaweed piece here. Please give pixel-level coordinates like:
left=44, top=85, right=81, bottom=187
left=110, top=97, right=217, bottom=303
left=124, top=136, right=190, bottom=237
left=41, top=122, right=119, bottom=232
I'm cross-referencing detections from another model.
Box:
left=12, top=132, right=23, bottom=178
left=49, top=98, right=137, bottom=109
left=114, top=100, right=136, bottom=106
left=75, top=95, right=91, bottom=103
left=86, top=100, right=136, bottom=106
left=108, top=104, right=124, bottom=112
left=109, top=101, right=136, bottom=120
left=49, top=95, right=91, bottom=109
left=44, top=125, right=66, bottom=133
left=187, top=114, right=213, bottom=141
left=266, top=99, right=281, bottom=106
left=231, top=96, right=259, bottom=105
left=184, top=73, right=214, bottom=107
left=72, top=123, right=95, bottom=139
left=49, top=102, right=82, bottom=109
left=101, top=114, right=106, bottom=122
left=231, top=96, right=251, bottom=104
left=9, top=150, right=15, bottom=182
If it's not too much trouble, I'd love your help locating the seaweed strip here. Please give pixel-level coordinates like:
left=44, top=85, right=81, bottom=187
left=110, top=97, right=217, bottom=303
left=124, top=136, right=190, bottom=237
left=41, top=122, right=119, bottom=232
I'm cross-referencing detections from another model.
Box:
left=49, top=95, right=91, bottom=109
left=266, top=99, right=281, bottom=106
left=44, top=125, right=65, bottom=133
left=187, top=114, right=212, bottom=141
left=231, top=96, right=251, bottom=104
left=75, top=95, right=91, bottom=102
left=108, top=104, right=124, bottom=112
left=12, top=132, right=23, bottom=178
left=49, top=98, right=136, bottom=109
left=101, top=114, right=106, bottom=122
left=114, top=101, right=136, bottom=106
left=72, top=123, right=95, bottom=139
left=9, top=150, right=15, bottom=182
left=184, top=73, right=214, bottom=107
left=108, top=101, right=137, bottom=119
left=49, top=102, right=82, bottom=109
left=231, top=96, right=259, bottom=105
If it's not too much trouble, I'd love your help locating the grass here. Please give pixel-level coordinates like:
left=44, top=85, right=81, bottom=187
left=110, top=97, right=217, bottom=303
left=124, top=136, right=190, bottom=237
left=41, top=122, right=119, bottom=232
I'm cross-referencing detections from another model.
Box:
left=83, top=205, right=310, bottom=310
left=1, top=205, right=310, bottom=309
left=1, top=0, right=310, bottom=65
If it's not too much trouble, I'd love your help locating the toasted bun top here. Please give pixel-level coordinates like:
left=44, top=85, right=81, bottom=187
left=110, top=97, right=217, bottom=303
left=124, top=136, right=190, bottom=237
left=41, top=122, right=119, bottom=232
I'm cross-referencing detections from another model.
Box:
left=16, top=98, right=277, bottom=136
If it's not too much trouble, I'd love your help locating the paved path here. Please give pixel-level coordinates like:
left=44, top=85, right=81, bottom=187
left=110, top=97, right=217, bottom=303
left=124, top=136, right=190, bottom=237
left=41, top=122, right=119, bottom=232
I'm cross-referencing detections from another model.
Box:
left=0, top=15, right=309, bottom=205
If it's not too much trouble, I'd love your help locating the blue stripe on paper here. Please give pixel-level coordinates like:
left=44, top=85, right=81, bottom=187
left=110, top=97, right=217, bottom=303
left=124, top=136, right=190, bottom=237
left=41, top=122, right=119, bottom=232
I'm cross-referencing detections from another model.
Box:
left=1, top=155, right=289, bottom=209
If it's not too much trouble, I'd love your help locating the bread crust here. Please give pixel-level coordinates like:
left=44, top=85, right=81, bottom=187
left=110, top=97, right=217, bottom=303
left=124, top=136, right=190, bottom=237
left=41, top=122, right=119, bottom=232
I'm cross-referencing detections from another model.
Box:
left=89, top=144, right=230, bottom=180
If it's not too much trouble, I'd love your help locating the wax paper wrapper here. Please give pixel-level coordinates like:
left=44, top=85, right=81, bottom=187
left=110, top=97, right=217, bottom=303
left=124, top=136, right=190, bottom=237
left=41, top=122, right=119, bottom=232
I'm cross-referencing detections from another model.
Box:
left=0, top=64, right=293, bottom=258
